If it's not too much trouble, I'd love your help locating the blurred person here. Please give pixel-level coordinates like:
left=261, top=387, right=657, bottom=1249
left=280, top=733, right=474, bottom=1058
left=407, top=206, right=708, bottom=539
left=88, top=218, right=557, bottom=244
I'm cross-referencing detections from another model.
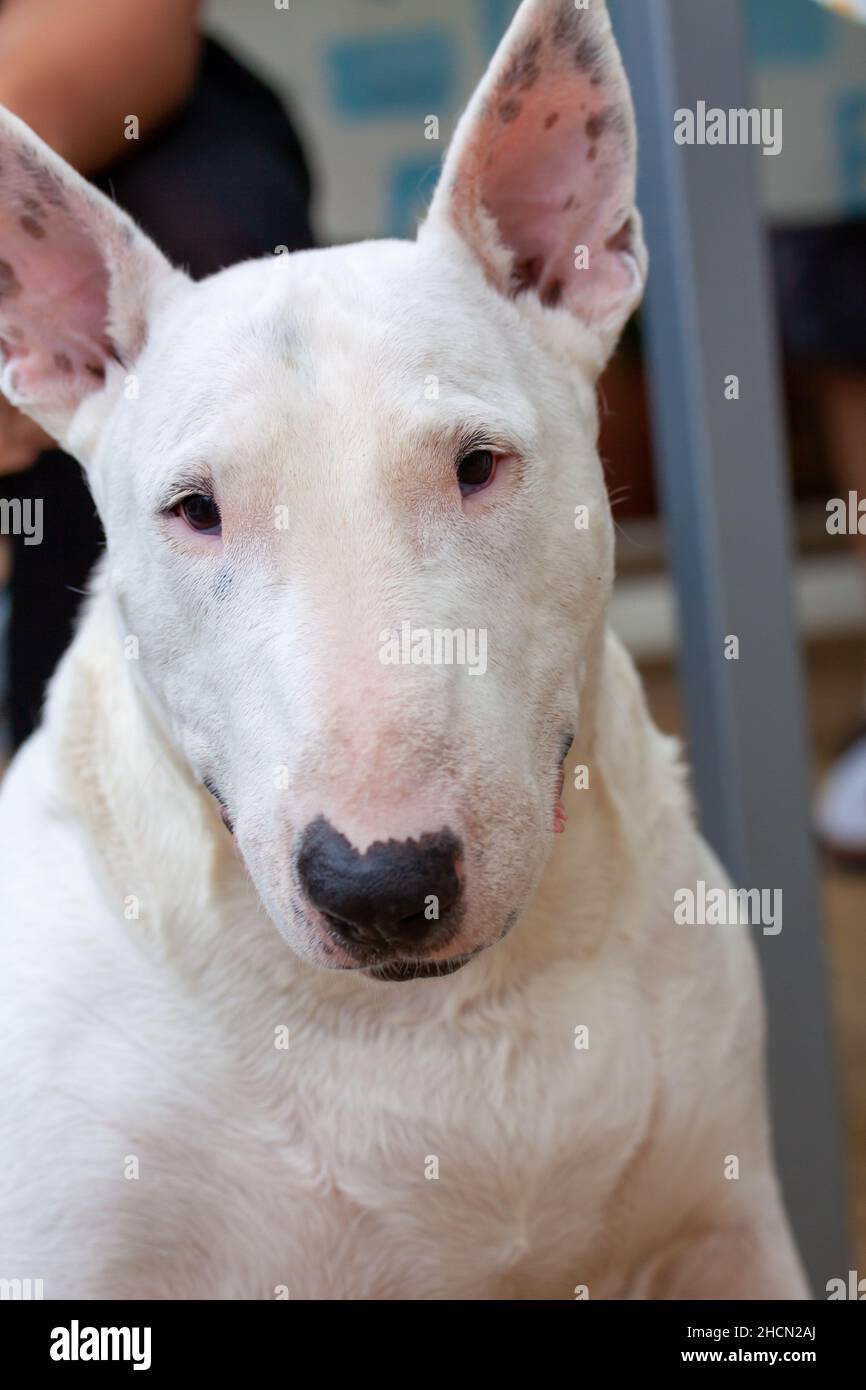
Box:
left=776, top=1, right=866, bottom=859
left=0, top=0, right=313, bottom=746
left=806, top=286, right=866, bottom=861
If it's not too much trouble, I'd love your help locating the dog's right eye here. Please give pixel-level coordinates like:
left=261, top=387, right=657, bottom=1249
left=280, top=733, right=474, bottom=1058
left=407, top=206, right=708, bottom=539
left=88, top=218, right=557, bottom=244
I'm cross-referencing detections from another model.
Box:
left=174, top=494, right=222, bottom=535
left=456, top=449, right=497, bottom=496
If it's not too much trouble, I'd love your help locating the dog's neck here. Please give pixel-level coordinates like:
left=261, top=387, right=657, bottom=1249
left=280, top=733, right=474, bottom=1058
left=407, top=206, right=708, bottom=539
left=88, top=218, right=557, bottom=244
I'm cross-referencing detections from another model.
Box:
left=43, top=580, right=685, bottom=1009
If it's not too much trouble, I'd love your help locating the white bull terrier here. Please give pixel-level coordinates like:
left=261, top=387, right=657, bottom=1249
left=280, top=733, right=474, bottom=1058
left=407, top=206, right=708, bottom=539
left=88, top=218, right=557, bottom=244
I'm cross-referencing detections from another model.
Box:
left=0, top=0, right=808, bottom=1299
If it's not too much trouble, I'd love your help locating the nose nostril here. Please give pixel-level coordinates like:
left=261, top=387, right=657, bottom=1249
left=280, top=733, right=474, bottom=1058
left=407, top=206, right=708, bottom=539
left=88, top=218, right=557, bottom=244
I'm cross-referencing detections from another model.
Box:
left=325, top=910, right=437, bottom=949
left=393, top=908, right=440, bottom=943
left=321, top=914, right=380, bottom=947
left=297, top=815, right=462, bottom=951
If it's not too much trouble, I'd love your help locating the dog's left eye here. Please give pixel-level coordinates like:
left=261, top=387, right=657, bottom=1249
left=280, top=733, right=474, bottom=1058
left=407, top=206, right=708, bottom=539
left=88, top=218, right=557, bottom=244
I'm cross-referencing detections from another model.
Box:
left=175, top=493, right=222, bottom=535
left=457, top=449, right=497, bottom=496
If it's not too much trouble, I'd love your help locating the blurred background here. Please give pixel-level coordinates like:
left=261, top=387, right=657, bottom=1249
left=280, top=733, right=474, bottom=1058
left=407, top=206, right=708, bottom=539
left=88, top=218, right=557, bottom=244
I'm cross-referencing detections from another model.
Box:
left=0, top=0, right=864, bottom=1289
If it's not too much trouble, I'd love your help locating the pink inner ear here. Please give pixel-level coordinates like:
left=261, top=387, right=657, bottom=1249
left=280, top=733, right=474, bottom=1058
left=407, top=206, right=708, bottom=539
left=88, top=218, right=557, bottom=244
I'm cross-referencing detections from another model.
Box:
left=485, top=90, right=634, bottom=308
left=0, top=149, right=114, bottom=407
left=447, top=15, right=642, bottom=327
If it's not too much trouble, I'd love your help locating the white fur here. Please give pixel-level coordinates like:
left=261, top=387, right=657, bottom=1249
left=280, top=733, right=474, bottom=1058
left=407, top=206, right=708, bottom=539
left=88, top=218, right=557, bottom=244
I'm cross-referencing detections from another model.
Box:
left=0, top=0, right=807, bottom=1299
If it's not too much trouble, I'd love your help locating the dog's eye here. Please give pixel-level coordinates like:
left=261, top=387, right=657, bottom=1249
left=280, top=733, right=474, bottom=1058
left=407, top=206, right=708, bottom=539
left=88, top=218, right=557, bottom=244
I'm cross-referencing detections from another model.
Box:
left=457, top=449, right=496, bottom=496
left=176, top=493, right=222, bottom=535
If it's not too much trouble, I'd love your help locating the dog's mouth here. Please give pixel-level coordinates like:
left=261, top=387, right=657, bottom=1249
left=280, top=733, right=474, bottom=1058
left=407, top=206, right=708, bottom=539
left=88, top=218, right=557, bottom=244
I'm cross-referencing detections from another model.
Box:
left=360, top=907, right=521, bottom=982
left=363, top=953, right=476, bottom=983
left=202, top=777, right=234, bottom=834
left=554, top=730, right=574, bottom=834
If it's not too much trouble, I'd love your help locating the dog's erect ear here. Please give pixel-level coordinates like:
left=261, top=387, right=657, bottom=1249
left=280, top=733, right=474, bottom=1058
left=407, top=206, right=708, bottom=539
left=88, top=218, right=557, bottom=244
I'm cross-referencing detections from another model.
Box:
left=425, top=0, right=646, bottom=360
left=0, top=107, right=187, bottom=451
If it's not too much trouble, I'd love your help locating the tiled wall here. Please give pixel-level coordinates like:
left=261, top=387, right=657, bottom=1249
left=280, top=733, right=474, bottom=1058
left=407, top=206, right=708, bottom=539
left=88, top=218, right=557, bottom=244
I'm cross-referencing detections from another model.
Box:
left=744, top=0, right=866, bottom=219
left=205, top=0, right=866, bottom=239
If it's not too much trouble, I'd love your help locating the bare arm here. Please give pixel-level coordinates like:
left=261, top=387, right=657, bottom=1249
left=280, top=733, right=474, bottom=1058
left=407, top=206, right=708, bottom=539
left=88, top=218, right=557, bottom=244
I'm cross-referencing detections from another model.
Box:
left=0, top=0, right=201, bottom=173
left=0, top=0, right=201, bottom=470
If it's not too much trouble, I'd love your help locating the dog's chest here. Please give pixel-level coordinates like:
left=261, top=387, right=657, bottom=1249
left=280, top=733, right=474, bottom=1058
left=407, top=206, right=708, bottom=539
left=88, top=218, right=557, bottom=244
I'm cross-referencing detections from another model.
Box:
left=210, top=979, right=657, bottom=1299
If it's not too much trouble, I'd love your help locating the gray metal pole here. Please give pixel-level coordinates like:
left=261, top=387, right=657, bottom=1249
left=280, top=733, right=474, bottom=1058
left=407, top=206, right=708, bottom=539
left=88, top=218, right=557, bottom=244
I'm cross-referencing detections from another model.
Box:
left=614, top=0, right=850, bottom=1293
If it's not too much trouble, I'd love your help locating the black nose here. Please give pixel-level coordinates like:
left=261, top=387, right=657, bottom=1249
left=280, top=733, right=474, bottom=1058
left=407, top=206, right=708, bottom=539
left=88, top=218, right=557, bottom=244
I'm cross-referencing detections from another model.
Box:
left=297, top=816, right=462, bottom=949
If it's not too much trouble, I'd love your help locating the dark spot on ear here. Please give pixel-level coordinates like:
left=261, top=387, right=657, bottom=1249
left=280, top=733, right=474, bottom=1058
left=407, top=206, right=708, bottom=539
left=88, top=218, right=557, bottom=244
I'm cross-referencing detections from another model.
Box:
left=541, top=280, right=564, bottom=308
left=39, top=175, right=65, bottom=208
left=22, top=195, right=43, bottom=216
left=0, top=258, right=22, bottom=300
left=19, top=214, right=45, bottom=240
left=510, top=255, right=543, bottom=296
left=501, top=34, right=542, bottom=92
left=575, top=38, right=602, bottom=74
left=562, top=193, right=576, bottom=211
left=544, top=111, right=560, bottom=129
left=552, top=7, right=608, bottom=78
left=587, top=145, right=598, bottom=162
left=552, top=5, right=580, bottom=46
left=120, top=222, right=135, bottom=247
left=498, top=97, right=522, bottom=124
left=85, top=362, right=105, bottom=381
left=17, top=149, right=67, bottom=208
left=53, top=351, right=73, bottom=374
left=587, top=107, right=628, bottom=145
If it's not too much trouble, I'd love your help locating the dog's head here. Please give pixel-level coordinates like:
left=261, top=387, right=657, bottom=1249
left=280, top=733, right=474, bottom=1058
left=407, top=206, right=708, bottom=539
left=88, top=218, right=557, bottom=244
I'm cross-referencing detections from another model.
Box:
left=0, top=0, right=646, bottom=980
